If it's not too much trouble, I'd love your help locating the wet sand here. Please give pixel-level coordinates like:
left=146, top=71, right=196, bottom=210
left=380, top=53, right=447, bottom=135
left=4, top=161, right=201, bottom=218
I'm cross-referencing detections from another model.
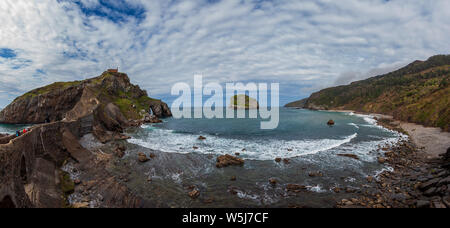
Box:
left=328, top=110, right=450, bottom=159
left=397, top=122, right=450, bottom=159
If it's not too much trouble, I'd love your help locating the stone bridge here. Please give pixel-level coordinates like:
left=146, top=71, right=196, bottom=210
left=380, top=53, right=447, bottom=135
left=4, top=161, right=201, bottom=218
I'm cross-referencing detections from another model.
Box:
left=0, top=118, right=90, bottom=208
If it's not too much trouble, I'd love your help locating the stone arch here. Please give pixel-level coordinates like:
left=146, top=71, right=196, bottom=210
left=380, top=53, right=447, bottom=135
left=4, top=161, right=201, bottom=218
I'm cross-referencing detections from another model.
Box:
left=0, top=195, right=16, bottom=208
left=20, top=155, right=28, bottom=184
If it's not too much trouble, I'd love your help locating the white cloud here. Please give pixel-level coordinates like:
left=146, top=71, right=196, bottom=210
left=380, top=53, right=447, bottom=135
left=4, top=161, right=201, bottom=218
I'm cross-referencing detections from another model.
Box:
left=0, top=0, right=449, bottom=107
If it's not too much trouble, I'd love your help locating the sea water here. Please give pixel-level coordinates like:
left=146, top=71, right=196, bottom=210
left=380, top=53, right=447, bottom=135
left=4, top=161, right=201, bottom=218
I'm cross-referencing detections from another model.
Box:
left=127, top=108, right=403, bottom=162
left=118, top=108, right=406, bottom=207
left=0, top=123, right=30, bottom=135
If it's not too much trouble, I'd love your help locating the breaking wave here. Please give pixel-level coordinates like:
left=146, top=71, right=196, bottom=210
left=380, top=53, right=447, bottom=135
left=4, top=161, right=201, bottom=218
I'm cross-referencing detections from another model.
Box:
left=128, top=127, right=358, bottom=161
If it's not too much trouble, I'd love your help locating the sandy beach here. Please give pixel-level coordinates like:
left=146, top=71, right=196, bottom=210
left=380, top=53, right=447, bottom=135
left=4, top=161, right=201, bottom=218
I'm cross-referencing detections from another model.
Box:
left=397, top=122, right=450, bottom=159
left=326, top=110, right=450, bottom=159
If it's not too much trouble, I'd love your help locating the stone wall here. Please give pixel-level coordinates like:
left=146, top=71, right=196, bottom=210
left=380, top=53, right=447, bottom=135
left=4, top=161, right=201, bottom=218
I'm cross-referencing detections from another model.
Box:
left=0, top=120, right=84, bottom=208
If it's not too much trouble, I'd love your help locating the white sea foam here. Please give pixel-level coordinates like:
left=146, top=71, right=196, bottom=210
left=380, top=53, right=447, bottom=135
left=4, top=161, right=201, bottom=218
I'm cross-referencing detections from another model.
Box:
left=128, top=129, right=358, bottom=161
left=308, top=185, right=327, bottom=193
left=348, top=123, right=359, bottom=129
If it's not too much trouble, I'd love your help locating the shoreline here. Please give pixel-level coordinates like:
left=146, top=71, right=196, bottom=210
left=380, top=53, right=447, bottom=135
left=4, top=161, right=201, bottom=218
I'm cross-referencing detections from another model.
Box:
left=319, top=109, right=450, bottom=208
left=320, top=109, right=449, bottom=159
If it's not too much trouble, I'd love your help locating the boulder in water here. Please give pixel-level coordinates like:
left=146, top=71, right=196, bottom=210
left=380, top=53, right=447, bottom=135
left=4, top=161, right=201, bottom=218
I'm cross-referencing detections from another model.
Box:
left=327, top=119, right=335, bottom=126
left=198, top=136, right=207, bottom=140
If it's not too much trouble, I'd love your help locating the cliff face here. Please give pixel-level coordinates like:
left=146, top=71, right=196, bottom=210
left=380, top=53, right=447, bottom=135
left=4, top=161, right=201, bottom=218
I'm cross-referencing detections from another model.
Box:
left=0, top=71, right=168, bottom=208
left=285, top=98, right=308, bottom=108
left=0, top=71, right=172, bottom=124
left=286, top=55, right=450, bottom=131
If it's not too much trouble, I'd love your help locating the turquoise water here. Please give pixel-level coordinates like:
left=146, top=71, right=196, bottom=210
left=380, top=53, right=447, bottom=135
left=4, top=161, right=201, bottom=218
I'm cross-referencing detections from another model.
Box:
left=127, top=108, right=403, bottom=162
left=0, top=123, right=30, bottom=135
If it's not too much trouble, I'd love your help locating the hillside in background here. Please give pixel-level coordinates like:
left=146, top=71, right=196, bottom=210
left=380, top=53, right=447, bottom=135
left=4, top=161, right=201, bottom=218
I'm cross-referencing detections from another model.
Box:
left=286, top=55, right=450, bottom=131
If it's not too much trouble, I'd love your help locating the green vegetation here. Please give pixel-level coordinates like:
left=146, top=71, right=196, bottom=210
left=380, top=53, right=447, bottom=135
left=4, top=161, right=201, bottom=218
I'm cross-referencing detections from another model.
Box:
left=14, top=81, right=82, bottom=102
left=232, top=95, right=251, bottom=107
left=291, top=55, right=450, bottom=131
left=231, top=94, right=258, bottom=109
left=60, top=171, right=75, bottom=195
left=11, top=71, right=163, bottom=120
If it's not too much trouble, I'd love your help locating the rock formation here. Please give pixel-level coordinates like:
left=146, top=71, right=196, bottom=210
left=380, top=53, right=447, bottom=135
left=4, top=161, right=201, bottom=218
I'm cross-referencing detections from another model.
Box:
left=327, top=119, right=335, bottom=126
left=229, top=95, right=259, bottom=110
left=0, top=71, right=171, bottom=208
left=216, top=155, right=245, bottom=168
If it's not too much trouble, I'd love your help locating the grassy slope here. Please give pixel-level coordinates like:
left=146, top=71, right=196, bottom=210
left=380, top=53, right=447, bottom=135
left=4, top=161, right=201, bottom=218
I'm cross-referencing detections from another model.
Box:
left=13, top=71, right=160, bottom=120
left=300, top=55, right=450, bottom=131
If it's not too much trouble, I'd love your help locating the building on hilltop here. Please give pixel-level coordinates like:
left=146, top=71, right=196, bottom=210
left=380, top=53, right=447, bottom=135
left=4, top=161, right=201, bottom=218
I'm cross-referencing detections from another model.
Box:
left=107, top=67, right=119, bottom=73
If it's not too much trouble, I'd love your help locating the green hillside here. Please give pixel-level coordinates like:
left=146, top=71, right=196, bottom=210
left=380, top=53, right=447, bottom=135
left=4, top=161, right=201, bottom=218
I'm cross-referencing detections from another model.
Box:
left=287, top=55, right=450, bottom=131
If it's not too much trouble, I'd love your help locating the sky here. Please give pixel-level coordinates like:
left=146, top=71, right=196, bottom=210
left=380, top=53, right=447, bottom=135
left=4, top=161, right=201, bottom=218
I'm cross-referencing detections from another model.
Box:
left=0, top=0, right=449, bottom=108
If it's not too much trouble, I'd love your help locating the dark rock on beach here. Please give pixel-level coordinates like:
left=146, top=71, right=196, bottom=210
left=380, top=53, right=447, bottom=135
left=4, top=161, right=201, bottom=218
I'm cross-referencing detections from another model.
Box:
left=138, top=153, right=150, bottom=163
left=216, top=155, right=244, bottom=168
left=337, top=154, right=359, bottom=160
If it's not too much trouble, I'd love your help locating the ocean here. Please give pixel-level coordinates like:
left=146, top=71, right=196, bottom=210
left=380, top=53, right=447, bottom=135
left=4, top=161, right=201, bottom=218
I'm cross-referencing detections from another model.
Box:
left=115, top=108, right=406, bottom=207
left=2, top=108, right=406, bottom=207
left=0, top=123, right=30, bottom=135
left=127, top=108, right=403, bottom=163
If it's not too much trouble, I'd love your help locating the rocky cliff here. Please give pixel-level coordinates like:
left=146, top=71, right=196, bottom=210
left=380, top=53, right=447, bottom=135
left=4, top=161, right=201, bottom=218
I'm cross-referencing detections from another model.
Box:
left=0, top=71, right=172, bottom=124
left=0, top=71, right=172, bottom=143
left=285, top=55, right=450, bottom=131
left=0, top=71, right=170, bottom=208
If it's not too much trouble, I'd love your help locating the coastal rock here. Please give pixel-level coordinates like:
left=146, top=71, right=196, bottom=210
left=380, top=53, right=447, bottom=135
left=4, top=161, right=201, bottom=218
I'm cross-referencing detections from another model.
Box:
left=287, top=184, right=307, bottom=192
left=72, top=202, right=90, bottom=208
left=309, top=171, right=323, bottom=177
left=150, top=102, right=172, bottom=118
left=416, top=200, right=431, bottom=208
left=269, top=178, right=277, bottom=185
left=337, top=154, right=359, bottom=160
left=419, top=178, right=440, bottom=191
left=230, top=176, right=237, bottom=181
left=283, top=159, right=290, bottom=164
left=198, top=136, right=207, bottom=140
left=327, top=120, right=335, bottom=126
left=378, top=157, right=386, bottom=164
left=188, top=190, right=200, bottom=199
left=138, top=153, right=150, bottom=163
left=115, top=144, right=126, bottom=158
left=144, top=114, right=162, bottom=123
left=216, top=155, right=244, bottom=168
left=275, top=158, right=282, bottom=163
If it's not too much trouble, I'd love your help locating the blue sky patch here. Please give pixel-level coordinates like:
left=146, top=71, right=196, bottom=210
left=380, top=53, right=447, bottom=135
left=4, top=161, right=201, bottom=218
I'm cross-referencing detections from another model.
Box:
left=71, top=0, right=146, bottom=24
left=0, top=48, right=17, bottom=59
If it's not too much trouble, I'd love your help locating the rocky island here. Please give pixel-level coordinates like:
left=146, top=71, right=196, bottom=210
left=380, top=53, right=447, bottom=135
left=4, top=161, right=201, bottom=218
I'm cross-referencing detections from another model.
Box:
left=0, top=71, right=171, bottom=208
left=229, top=94, right=259, bottom=110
